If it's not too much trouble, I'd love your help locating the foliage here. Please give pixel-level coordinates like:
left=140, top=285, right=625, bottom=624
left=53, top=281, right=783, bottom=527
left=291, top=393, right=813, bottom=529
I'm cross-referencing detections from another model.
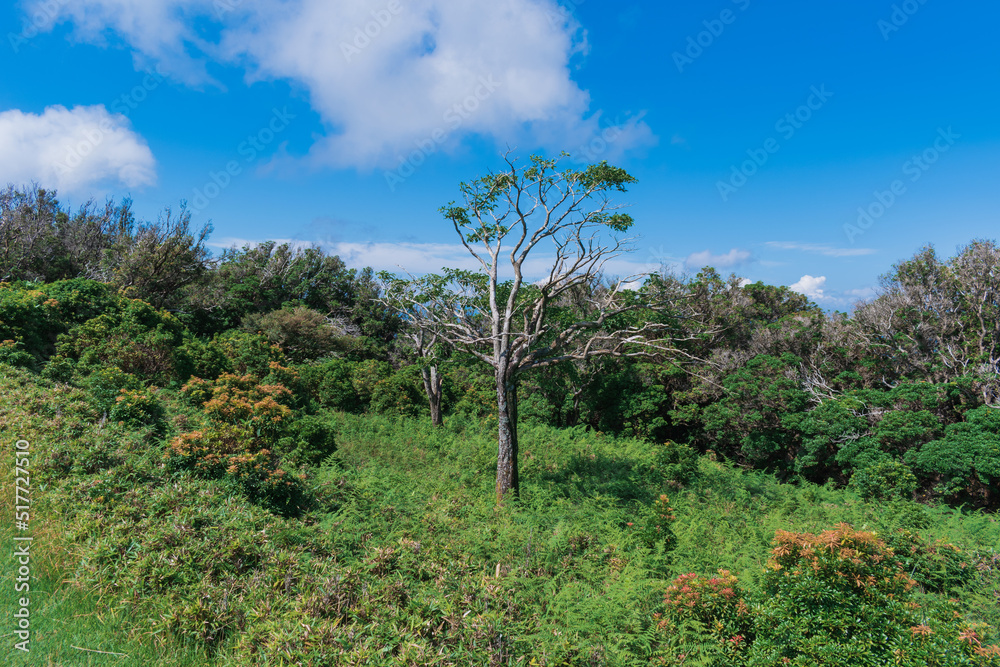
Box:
left=57, top=298, right=197, bottom=385
left=700, top=353, right=811, bottom=468
left=181, top=373, right=294, bottom=437
left=907, top=407, right=1000, bottom=507
left=0, top=338, right=37, bottom=370
left=166, top=423, right=308, bottom=515
left=6, top=360, right=999, bottom=666
left=850, top=458, right=919, bottom=501
left=93, top=204, right=212, bottom=309
left=240, top=305, right=349, bottom=363
left=86, top=366, right=165, bottom=430
left=657, top=569, right=752, bottom=664
left=742, top=524, right=999, bottom=666
left=208, top=329, right=289, bottom=378
left=296, top=357, right=361, bottom=412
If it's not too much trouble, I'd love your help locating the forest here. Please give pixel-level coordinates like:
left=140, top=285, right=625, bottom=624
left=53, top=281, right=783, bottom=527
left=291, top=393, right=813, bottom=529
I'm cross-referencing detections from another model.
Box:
left=2, top=167, right=999, bottom=665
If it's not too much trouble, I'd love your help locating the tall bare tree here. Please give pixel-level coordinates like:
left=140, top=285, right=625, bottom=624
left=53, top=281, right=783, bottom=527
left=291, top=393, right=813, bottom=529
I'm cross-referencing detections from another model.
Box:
left=853, top=241, right=1000, bottom=405
left=382, top=154, right=697, bottom=502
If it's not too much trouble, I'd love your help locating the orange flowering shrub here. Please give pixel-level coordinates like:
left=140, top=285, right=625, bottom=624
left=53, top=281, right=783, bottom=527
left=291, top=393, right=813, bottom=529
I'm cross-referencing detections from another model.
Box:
left=182, top=373, right=293, bottom=436
left=167, top=424, right=306, bottom=515
left=767, top=523, right=916, bottom=599
left=744, top=524, right=1000, bottom=666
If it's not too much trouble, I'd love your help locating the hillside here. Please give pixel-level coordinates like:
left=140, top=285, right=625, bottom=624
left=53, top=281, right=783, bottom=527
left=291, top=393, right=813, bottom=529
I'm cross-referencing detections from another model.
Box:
left=2, top=362, right=999, bottom=665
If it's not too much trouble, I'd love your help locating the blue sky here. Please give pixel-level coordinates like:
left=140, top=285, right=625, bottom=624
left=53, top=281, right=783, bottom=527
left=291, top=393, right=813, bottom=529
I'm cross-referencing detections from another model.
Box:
left=2, top=0, right=998, bottom=308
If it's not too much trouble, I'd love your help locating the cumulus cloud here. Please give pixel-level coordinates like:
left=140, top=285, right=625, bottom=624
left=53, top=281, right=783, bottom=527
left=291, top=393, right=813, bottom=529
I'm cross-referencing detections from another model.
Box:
left=0, top=105, right=156, bottom=192
left=684, top=248, right=753, bottom=271
left=29, top=0, right=656, bottom=168
left=766, top=241, right=876, bottom=257
left=790, top=274, right=827, bottom=301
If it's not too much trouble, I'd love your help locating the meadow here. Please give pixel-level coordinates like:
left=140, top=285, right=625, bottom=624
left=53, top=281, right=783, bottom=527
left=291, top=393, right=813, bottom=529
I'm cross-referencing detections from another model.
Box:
left=3, top=365, right=998, bottom=665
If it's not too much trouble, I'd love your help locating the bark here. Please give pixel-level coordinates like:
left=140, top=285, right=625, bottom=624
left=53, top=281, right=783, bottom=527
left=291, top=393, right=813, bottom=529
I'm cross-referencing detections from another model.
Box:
left=495, top=369, right=520, bottom=502
left=421, top=364, right=443, bottom=427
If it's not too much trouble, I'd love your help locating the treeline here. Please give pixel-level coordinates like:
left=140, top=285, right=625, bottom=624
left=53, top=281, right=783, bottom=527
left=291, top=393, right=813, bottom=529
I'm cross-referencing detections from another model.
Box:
left=2, top=184, right=999, bottom=508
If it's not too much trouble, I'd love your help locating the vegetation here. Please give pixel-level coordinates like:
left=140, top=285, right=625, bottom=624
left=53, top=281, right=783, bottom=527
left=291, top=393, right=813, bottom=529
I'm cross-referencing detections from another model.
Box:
left=2, top=165, right=1000, bottom=664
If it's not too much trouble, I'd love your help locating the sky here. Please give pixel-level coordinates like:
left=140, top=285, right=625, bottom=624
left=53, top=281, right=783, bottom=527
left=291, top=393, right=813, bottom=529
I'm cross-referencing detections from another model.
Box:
left=1, top=0, right=998, bottom=309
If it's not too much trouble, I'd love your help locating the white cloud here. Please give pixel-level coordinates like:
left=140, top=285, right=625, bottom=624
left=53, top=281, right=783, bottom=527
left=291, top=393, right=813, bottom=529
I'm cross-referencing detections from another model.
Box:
left=844, top=286, right=876, bottom=300
left=766, top=241, right=876, bottom=257
left=0, top=105, right=156, bottom=193
left=328, top=240, right=658, bottom=280
left=684, top=248, right=753, bottom=271
left=789, top=274, right=827, bottom=301
left=210, top=236, right=655, bottom=282
left=30, top=0, right=656, bottom=168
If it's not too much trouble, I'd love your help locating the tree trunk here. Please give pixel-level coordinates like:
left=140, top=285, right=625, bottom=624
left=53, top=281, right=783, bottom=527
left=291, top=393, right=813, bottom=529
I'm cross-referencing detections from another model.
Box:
left=495, top=369, right=520, bottom=502
left=421, top=365, right=443, bottom=427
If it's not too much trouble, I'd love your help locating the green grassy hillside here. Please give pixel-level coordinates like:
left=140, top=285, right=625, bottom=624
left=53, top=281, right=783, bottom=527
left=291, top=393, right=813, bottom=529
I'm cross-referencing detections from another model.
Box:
left=2, top=365, right=998, bottom=665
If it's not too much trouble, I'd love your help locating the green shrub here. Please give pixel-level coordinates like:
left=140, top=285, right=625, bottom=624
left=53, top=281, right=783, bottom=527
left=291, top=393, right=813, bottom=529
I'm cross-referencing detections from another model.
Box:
left=297, top=357, right=361, bottom=412
left=654, top=440, right=699, bottom=488
left=0, top=339, right=37, bottom=370
left=277, top=414, right=337, bottom=467
left=58, top=298, right=196, bottom=385
left=86, top=366, right=164, bottom=429
left=43, top=278, right=118, bottom=324
left=907, top=407, right=1000, bottom=507
left=635, top=493, right=678, bottom=552
left=209, top=329, right=288, bottom=378
left=850, top=458, right=918, bottom=501
left=40, top=354, right=75, bottom=382
left=881, top=529, right=974, bottom=595
left=349, top=358, right=392, bottom=406
left=370, top=365, right=425, bottom=417
left=0, top=283, right=62, bottom=360
left=744, top=524, right=995, bottom=667
left=241, top=306, right=349, bottom=363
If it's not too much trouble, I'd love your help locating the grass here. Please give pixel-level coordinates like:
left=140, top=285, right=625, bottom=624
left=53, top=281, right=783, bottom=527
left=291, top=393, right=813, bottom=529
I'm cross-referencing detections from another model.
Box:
left=1, top=365, right=998, bottom=664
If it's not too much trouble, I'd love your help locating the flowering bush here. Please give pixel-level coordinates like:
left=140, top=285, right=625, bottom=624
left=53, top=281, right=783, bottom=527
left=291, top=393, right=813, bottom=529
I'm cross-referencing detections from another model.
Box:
left=658, top=569, right=752, bottom=664
left=181, top=373, right=293, bottom=436
left=744, top=524, right=1000, bottom=667
left=167, top=424, right=307, bottom=515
